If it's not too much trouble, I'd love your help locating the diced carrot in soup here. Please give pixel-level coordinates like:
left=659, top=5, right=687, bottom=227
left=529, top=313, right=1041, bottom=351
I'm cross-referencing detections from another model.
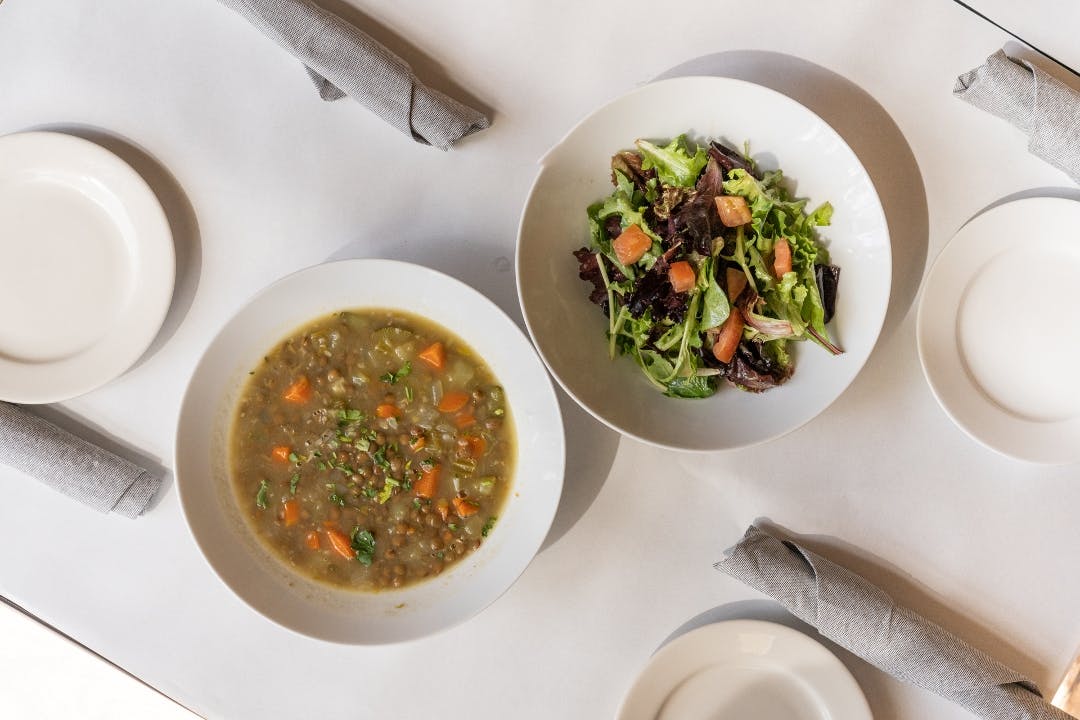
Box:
left=437, top=391, right=470, bottom=413
left=417, top=341, right=445, bottom=370
left=282, top=376, right=312, bottom=403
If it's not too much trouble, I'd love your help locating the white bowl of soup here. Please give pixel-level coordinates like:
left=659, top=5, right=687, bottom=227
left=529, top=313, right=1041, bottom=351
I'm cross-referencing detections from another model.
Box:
left=175, top=259, right=565, bottom=644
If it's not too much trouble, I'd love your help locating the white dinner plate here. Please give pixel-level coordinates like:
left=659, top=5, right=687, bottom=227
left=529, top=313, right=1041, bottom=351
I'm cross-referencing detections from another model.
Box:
left=917, top=197, right=1080, bottom=464
left=0, top=131, right=174, bottom=404
left=617, top=620, right=872, bottom=720
left=517, top=76, right=891, bottom=452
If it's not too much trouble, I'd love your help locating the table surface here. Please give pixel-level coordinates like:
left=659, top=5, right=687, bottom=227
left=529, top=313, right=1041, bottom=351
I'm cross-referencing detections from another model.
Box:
left=2, top=1, right=1079, bottom=719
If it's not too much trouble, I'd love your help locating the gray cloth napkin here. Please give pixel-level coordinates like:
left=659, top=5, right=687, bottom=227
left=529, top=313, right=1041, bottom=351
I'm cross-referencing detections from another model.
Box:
left=955, top=49, right=1080, bottom=183
left=0, top=403, right=159, bottom=518
left=216, top=0, right=490, bottom=150
left=716, top=525, right=1069, bottom=720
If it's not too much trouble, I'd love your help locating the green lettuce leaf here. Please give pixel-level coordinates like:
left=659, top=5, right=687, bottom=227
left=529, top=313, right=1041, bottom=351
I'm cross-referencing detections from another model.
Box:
left=636, top=135, right=708, bottom=188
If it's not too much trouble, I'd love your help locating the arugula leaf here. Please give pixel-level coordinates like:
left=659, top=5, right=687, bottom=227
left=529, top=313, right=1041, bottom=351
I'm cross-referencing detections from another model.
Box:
left=699, top=260, right=731, bottom=330
left=350, top=527, right=376, bottom=566
left=665, top=375, right=718, bottom=398
left=255, top=479, right=269, bottom=510
left=636, top=135, right=708, bottom=188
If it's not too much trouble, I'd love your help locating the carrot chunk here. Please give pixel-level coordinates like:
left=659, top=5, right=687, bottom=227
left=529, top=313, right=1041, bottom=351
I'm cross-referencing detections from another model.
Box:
left=453, top=413, right=476, bottom=429
left=376, top=403, right=401, bottom=419
left=452, top=497, right=480, bottom=517
left=271, top=446, right=291, bottom=463
left=667, top=261, right=696, bottom=293
left=414, top=464, right=440, bottom=499
left=409, top=437, right=426, bottom=452
left=458, top=436, right=486, bottom=459
left=438, top=391, right=470, bottom=413
left=726, top=267, right=747, bottom=302
left=712, top=311, right=744, bottom=364
left=417, top=342, right=445, bottom=370
left=282, top=376, right=312, bottom=403
left=305, top=531, right=320, bottom=550
left=282, top=499, right=300, bottom=527
left=715, top=195, right=752, bottom=227
left=326, top=529, right=355, bottom=560
left=612, top=225, right=652, bottom=266
left=773, top=238, right=792, bottom=278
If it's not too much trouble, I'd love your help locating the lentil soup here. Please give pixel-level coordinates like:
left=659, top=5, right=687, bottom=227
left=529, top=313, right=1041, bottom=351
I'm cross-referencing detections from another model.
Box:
left=230, top=309, right=514, bottom=591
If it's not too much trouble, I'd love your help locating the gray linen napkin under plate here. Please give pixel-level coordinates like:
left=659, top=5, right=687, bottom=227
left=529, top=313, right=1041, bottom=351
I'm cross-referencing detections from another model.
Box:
left=955, top=49, right=1080, bottom=183
left=0, top=403, right=159, bottom=518
left=216, top=0, right=490, bottom=150
left=716, top=525, right=1069, bottom=720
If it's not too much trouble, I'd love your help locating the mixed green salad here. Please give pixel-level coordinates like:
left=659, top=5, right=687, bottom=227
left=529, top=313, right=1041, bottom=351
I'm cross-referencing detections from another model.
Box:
left=573, top=135, right=841, bottom=398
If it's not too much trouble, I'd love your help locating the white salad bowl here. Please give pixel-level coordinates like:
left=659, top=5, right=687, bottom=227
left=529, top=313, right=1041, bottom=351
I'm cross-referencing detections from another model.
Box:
left=517, top=76, right=891, bottom=452
left=175, top=259, right=564, bottom=644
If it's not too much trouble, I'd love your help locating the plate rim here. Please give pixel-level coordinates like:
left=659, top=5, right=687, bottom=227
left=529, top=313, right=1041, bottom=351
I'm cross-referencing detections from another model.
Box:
left=515, top=75, right=892, bottom=453
left=916, top=195, right=1080, bottom=464
left=615, top=618, right=872, bottom=720
left=0, top=130, right=175, bottom=404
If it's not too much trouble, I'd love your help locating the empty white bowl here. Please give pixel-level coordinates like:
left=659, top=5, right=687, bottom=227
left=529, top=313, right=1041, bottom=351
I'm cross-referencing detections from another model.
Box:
left=516, top=76, right=891, bottom=452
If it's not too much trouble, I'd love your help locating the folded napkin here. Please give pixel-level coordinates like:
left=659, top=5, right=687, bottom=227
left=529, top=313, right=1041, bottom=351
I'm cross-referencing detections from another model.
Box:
left=716, top=525, right=1069, bottom=720
left=955, top=49, right=1080, bottom=183
left=216, top=0, right=490, bottom=150
left=0, top=403, right=159, bottom=518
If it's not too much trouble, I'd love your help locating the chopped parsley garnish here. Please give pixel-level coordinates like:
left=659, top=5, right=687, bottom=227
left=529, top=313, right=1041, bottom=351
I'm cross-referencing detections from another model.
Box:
left=355, top=436, right=371, bottom=452
left=289, top=473, right=300, bottom=495
left=337, top=408, right=364, bottom=422
left=372, top=445, right=391, bottom=471
left=413, top=499, right=421, bottom=509
left=377, top=478, right=400, bottom=504
left=337, top=433, right=351, bottom=443
left=363, top=486, right=378, bottom=499
left=287, top=451, right=299, bottom=464
left=402, top=478, right=412, bottom=491
left=329, top=492, right=346, bottom=507
left=255, top=479, right=269, bottom=509
left=317, top=461, right=328, bottom=471
left=379, top=362, right=412, bottom=385
left=404, top=386, right=414, bottom=403
left=350, top=527, right=376, bottom=566
left=481, top=516, right=497, bottom=537
left=448, top=523, right=458, bottom=531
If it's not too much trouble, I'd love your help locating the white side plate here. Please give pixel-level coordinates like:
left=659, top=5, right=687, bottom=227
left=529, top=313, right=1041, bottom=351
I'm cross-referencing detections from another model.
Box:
left=617, top=620, right=871, bottom=720
left=917, top=197, right=1080, bottom=464
left=0, top=132, right=174, bottom=403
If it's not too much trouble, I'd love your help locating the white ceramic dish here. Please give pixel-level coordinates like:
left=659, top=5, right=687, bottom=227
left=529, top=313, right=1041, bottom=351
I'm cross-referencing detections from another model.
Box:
left=516, top=76, right=891, bottom=452
left=0, top=131, right=174, bottom=404
left=917, top=197, right=1080, bottom=464
left=175, top=259, right=565, bottom=644
left=617, top=620, right=872, bottom=720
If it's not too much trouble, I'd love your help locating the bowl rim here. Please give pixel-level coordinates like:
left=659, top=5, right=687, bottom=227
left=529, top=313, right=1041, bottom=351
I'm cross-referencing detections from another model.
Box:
left=515, top=75, right=891, bottom=453
left=174, top=257, right=566, bottom=643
